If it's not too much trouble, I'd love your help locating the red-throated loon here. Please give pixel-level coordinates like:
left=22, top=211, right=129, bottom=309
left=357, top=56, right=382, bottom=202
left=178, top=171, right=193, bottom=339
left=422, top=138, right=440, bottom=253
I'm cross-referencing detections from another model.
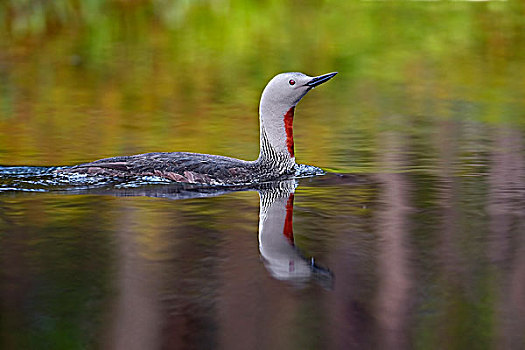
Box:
left=60, top=72, right=337, bottom=185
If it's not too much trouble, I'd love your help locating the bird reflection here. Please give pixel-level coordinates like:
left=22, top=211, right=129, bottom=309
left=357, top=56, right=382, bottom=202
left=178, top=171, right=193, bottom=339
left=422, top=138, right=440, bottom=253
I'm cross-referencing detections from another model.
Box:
left=37, top=175, right=333, bottom=287
left=257, top=180, right=333, bottom=288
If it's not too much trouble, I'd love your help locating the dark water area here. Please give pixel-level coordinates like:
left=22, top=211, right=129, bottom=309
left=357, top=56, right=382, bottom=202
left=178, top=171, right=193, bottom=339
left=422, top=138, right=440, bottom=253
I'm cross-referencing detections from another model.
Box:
left=1, top=122, right=525, bottom=349
left=2, top=0, right=525, bottom=349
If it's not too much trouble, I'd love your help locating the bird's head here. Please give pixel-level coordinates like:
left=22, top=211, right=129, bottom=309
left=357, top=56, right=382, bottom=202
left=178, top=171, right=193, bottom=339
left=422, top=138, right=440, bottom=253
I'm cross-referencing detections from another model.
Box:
left=257, top=72, right=337, bottom=164
left=260, top=72, right=338, bottom=108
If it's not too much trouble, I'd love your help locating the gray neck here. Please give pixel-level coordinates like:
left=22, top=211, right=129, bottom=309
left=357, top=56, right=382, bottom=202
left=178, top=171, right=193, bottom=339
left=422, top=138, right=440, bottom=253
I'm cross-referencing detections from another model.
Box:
left=256, top=99, right=296, bottom=174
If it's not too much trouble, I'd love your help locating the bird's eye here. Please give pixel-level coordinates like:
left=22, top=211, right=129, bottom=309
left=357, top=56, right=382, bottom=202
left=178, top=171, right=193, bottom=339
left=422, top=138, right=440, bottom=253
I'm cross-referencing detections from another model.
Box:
left=289, top=79, right=295, bottom=86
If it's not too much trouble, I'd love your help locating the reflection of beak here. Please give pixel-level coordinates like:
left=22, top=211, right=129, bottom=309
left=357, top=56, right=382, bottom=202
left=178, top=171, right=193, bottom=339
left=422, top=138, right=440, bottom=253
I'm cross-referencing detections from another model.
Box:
left=305, top=72, right=338, bottom=87
left=310, top=258, right=334, bottom=290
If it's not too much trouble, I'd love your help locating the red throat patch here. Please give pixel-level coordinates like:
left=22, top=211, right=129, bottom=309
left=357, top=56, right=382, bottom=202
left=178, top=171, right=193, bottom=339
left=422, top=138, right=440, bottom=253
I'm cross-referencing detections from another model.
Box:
left=283, top=193, right=294, bottom=244
left=284, top=107, right=295, bottom=157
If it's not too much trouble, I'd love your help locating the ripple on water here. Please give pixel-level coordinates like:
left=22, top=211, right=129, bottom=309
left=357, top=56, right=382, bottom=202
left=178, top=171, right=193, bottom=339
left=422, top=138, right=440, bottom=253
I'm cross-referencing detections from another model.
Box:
left=0, top=164, right=325, bottom=197
left=295, top=163, right=325, bottom=178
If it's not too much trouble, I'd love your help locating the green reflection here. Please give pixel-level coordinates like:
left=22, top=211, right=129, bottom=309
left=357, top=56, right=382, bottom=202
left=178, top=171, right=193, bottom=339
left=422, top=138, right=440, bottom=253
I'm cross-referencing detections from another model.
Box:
left=0, top=195, right=114, bottom=349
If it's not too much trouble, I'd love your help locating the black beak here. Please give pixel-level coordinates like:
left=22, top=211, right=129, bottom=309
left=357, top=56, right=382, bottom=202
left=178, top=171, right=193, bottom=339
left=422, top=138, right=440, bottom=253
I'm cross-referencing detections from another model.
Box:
left=305, top=72, right=338, bottom=87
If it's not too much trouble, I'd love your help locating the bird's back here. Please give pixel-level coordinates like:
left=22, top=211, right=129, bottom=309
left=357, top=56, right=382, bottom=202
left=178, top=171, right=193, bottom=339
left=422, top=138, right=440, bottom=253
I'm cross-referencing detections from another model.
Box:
left=60, top=152, right=261, bottom=185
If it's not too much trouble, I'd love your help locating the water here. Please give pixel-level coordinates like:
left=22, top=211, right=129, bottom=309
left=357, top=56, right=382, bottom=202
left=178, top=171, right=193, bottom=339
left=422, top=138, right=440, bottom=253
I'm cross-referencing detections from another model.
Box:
left=2, top=132, right=524, bottom=349
left=1, top=1, right=525, bottom=349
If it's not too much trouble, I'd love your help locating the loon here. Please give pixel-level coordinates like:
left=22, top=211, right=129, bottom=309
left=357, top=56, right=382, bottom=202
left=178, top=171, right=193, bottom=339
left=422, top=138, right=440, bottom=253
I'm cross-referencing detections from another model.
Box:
left=60, top=72, right=337, bottom=185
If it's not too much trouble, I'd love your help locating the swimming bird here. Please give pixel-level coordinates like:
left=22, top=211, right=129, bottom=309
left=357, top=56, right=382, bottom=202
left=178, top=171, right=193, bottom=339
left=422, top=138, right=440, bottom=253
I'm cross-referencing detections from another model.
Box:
left=60, top=72, right=337, bottom=185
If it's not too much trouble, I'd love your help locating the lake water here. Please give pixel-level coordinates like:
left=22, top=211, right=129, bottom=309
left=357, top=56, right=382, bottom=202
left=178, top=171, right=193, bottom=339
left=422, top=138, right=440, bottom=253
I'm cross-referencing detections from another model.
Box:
left=1, top=1, right=525, bottom=349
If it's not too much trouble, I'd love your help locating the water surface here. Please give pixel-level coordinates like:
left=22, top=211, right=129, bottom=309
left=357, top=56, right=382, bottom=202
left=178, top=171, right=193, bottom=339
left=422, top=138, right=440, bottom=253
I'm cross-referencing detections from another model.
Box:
left=2, top=123, right=524, bottom=349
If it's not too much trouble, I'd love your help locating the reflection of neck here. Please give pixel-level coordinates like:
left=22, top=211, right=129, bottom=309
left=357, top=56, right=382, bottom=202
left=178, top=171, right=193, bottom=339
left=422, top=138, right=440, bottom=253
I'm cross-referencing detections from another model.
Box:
left=258, top=183, right=295, bottom=244
left=257, top=182, right=333, bottom=288
left=257, top=181, right=313, bottom=282
left=283, top=193, right=294, bottom=244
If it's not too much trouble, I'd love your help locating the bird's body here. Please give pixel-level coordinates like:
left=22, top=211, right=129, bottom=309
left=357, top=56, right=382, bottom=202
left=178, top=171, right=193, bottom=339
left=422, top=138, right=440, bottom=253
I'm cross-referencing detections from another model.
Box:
left=65, top=152, right=292, bottom=185
left=60, top=72, right=337, bottom=185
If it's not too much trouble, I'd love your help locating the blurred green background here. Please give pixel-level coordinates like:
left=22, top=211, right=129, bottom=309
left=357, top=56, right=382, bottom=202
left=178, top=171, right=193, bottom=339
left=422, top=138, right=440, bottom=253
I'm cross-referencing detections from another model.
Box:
left=0, top=0, right=524, bottom=170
